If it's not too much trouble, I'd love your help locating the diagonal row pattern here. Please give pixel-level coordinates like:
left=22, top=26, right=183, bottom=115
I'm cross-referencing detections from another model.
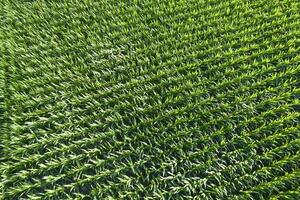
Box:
left=0, top=0, right=299, bottom=199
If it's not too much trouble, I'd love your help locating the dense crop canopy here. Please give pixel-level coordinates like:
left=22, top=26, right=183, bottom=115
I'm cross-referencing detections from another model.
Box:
left=0, top=0, right=299, bottom=199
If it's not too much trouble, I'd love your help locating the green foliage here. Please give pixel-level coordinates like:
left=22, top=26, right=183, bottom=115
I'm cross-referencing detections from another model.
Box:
left=0, top=0, right=300, bottom=199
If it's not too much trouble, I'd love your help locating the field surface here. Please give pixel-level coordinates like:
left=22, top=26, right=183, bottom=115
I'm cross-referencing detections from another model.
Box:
left=0, top=0, right=300, bottom=199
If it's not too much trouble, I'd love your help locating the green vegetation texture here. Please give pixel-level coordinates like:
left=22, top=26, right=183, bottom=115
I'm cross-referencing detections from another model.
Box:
left=0, top=0, right=300, bottom=199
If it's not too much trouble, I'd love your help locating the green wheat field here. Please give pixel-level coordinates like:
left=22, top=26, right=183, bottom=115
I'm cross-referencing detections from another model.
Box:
left=1, top=0, right=300, bottom=199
